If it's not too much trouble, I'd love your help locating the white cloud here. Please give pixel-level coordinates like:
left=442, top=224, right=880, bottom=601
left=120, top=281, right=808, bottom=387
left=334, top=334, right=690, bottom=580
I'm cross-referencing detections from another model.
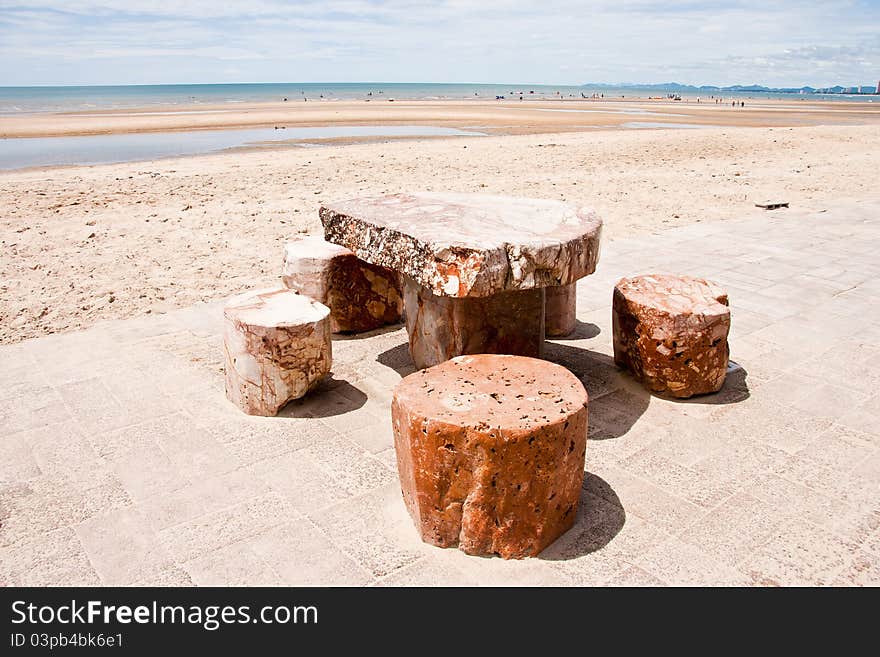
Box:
left=0, top=1, right=877, bottom=85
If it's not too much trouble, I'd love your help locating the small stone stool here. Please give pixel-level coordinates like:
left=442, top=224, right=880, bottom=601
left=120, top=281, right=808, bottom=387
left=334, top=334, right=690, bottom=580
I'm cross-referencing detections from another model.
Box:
left=281, top=236, right=403, bottom=333
left=391, top=354, right=589, bottom=559
left=223, top=287, right=331, bottom=416
left=545, top=283, right=577, bottom=337
left=612, top=274, right=730, bottom=398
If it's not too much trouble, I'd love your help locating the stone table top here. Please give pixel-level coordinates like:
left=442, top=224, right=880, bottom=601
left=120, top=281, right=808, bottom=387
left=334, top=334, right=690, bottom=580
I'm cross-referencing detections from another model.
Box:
left=320, top=193, right=602, bottom=298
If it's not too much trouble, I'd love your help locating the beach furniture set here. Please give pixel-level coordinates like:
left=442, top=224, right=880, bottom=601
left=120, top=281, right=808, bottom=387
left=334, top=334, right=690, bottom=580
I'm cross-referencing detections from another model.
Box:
left=221, top=193, right=731, bottom=558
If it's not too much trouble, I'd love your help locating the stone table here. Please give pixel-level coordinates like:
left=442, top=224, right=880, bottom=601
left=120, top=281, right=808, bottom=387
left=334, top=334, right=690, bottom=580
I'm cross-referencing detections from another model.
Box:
left=321, top=193, right=602, bottom=368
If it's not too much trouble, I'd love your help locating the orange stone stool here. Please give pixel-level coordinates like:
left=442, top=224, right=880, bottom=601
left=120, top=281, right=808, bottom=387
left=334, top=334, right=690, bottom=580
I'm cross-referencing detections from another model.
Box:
left=391, top=354, right=589, bottom=559
left=612, top=274, right=730, bottom=398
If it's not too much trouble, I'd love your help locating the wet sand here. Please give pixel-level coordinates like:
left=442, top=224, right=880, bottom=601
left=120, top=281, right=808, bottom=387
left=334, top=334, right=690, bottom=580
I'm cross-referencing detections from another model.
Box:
left=2, top=97, right=880, bottom=139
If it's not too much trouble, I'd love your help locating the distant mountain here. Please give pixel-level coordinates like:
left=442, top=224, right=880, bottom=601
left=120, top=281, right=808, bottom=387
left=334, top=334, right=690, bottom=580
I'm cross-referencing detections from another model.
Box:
left=581, top=81, right=876, bottom=94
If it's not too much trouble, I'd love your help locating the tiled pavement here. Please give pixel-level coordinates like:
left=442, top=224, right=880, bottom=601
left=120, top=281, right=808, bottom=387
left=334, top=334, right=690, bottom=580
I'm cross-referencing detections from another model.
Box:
left=2, top=199, right=879, bottom=586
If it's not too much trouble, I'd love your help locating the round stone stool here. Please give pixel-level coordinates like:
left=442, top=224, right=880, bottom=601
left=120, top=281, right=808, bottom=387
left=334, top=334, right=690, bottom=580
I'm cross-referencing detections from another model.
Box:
left=612, top=274, right=730, bottom=398
left=223, top=287, right=332, bottom=416
left=391, top=354, right=589, bottom=559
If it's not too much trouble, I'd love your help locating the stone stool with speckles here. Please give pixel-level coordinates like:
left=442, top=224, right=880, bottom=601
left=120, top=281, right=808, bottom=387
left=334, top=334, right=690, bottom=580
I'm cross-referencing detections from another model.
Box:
left=391, top=354, right=589, bottom=559
left=223, top=287, right=332, bottom=416
left=612, top=274, right=730, bottom=398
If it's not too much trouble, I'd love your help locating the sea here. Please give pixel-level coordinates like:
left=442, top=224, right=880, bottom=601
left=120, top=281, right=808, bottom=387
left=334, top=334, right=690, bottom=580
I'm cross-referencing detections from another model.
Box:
left=0, top=82, right=874, bottom=170
left=1, top=82, right=876, bottom=114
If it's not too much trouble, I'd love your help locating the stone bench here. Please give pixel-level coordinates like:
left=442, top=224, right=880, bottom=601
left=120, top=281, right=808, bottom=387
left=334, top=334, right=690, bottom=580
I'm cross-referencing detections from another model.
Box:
left=391, top=354, right=589, bottom=559
left=223, top=287, right=332, bottom=416
left=612, top=274, right=730, bottom=398
left=281, top=236, right=402, bottom=334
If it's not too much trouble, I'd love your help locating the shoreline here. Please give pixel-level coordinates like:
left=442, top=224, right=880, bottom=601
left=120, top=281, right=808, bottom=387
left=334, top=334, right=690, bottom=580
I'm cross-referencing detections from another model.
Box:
left=3, top=97, right=880, bottom=139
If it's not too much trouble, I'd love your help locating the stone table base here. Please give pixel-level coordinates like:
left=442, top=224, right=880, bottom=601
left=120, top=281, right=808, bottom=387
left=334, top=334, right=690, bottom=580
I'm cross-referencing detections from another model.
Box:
left=545, top=283, right=577, bottom=337
left=402, top=277, right=545, bottom=369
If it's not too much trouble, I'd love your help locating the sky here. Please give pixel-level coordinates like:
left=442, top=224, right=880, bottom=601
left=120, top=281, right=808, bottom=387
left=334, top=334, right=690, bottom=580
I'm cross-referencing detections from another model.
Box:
left=0, top=1, right=878, bottom=87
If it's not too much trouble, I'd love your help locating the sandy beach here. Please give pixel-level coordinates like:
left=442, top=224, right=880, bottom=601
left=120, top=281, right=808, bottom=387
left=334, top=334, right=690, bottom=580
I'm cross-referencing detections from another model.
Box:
left=2, top=99, right=880, bottom=343
left=2, top=97, right=880, bottom=138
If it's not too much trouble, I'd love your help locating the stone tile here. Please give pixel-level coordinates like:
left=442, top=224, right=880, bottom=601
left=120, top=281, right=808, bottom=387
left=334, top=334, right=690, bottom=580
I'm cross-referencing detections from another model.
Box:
left=793, top=425, right=876, bottom=473
left=25, top=422, right=123, bottom=492
left=148, top=412, right=242, bottom=479
left=434, top=547, right=573, bottom=586
left=589, top=466, right=704, bottom=537
left=158, top=492, right=298, bottom=563
left=131, top=564, right=195, bottom=586
left=309, top=484, right=424, bottom=578
left=620, top=447, right=739, bottom=509
left=55, top=376, right=138, bottom=434
left=0, top=474, right=130, bottom=547
left=201, top=414, right=322, bottom=466
left=831, top=550, right=880, bottom=586
left=137, top=469, right=271, bottom=532
left=373, top=556, right=478, bottom=586
left=248, top=521, right=372, bottom=586
left=708, top=396, right=832, bottom=454
left=606, top=565, right=668, bottom=587
left=689, top=438, right=792, bottom=489
left=863, top=529, right=880, bottom=558
left=100, top=436, right=190, bottom=503
left=546, top=507, right=671, bottom=586
left=76, top=506, right=176, bottom=585
left=637, top=535, right=752, bottom=586
left=184, top=542, right=284, bottom=586
left=0, top=369, right=50, bottom=404
left=344, top=416, right=395, bottom=454
left=586, top=385, right=655, bottom=441
left=836, top=396, right=880, bottom=439
left=0, top=527, right=101, bottom=586
left=540, top=489, right=627, bottom=561
left=374, top=447, right=398, bottom=471
left=0, top=393, right=69, bottom=434
left=625, top=414, right=732, bottom=467
left=0, top=431, right=41, bottom=485
left=250, top=450, right=351, bottom=515
left=740, top=517, right=859, bottom=586
left=678, top=492, right=783, bottom=567
left=300, top=431, right=396, bottom=496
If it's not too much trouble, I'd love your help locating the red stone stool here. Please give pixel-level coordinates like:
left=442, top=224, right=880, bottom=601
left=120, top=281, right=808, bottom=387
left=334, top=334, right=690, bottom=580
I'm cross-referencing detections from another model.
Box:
left=612, top=274, right=730, bottom=398
left=391, top=354, right=589, bottom=559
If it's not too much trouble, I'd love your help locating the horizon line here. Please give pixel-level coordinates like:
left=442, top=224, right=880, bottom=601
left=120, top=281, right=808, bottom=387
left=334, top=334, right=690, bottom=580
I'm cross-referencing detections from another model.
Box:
left=1, top=80, right=877, bottom=91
